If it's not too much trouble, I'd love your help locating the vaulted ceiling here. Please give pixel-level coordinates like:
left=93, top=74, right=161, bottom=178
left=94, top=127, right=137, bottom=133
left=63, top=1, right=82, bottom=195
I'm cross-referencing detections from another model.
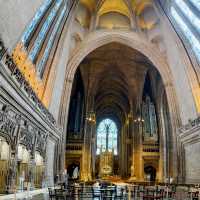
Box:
left=79, top=42, right=156, bottom=124
left=76, top=0, right=158, bottom=30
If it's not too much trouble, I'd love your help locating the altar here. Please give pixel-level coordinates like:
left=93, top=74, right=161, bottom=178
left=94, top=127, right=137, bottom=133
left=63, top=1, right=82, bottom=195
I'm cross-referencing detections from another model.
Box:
left=99, top=150, right=114, bottom=178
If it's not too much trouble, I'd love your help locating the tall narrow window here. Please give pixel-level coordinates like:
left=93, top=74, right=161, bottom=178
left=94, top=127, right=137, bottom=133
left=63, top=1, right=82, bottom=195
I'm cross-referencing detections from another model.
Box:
left=37, top=4, right=67, bottom=77
left=21, top=0, right=53, bottom=45
left=171, top=6, right=200, bottom=62
left=189, top=0, right=200, bottom=12
left=29, top=0, right=63, bottom=62
left=174, top=0, right=200, bottom=33
left=96, top=119, right=118, bottom=155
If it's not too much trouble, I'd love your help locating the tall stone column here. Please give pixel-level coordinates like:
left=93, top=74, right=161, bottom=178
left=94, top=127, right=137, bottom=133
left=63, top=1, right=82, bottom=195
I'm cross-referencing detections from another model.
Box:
left=7, top=116, right=21, bottom=193
left=129, top=111, right=136, bottom=180
left=134, top=109, right=144, bottom=181
left=81, top=112, right=95, bottom=181
left=28, top=154, right=36, bottom=189
left=138, top=119, right=144, bottom=181
left=91, top=123, right=96, bottom=179
left=7, top=151, right=18, bottom=193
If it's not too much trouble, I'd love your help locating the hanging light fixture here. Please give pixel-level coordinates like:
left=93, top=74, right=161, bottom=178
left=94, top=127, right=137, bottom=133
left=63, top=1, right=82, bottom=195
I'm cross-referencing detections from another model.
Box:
left=134, top=108, right=144, bottom=123
left=86, top=111, right=96, bottom=123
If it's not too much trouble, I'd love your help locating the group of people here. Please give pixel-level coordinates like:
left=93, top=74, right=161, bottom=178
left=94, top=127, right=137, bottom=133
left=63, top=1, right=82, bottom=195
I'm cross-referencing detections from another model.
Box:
left=54, top=167, right=80, bottom=188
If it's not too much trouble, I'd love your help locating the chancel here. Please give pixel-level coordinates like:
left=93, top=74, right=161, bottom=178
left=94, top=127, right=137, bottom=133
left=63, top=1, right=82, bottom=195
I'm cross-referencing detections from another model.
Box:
left=1, top=0, right=200, bottom=199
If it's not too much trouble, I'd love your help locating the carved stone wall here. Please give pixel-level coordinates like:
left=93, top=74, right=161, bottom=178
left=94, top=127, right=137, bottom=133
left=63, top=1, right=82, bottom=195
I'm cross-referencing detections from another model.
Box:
left=178, top=118, right=200, bottom=184
left=0, top=38, right=61, bottom=191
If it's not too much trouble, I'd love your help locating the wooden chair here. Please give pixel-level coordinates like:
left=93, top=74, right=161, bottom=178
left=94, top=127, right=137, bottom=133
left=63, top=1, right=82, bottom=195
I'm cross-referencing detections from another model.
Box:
left=92, top=186, right=101, bottom=199
left=55, top=189, right=66, bottom=200
left=48, top=188, right=56, bottom=200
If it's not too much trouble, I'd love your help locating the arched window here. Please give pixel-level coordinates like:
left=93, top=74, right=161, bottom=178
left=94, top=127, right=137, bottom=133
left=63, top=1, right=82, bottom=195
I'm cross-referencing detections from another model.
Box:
left=171, top=1, right=200, bottom=63
left=96, top=118, right=118, bottom=155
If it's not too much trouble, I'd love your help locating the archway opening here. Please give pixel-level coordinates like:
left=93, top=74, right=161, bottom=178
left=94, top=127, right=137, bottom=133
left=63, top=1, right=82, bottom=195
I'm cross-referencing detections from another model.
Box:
left=144, top=166, right=156, bottom=182
left=65, top=42, right=174, bottom=182
left=67, top=163, right=80, bottom=180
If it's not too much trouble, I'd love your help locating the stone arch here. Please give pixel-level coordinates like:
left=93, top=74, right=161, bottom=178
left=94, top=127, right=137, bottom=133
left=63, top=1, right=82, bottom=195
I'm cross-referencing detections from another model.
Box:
left=60, top=30, right=180, bottom=125
left=59, top=30, right=182, bottom=180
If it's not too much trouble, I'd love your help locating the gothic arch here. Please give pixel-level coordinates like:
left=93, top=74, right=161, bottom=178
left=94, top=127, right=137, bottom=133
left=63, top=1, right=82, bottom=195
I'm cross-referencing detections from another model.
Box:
left=59, top=30, right=181, bottom=179
left=61, top=31, right=180, bottom=124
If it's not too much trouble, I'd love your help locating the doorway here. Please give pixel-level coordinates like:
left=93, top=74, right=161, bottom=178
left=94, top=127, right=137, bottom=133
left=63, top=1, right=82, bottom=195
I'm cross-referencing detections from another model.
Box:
left=144, top=166, right=156, bottom=182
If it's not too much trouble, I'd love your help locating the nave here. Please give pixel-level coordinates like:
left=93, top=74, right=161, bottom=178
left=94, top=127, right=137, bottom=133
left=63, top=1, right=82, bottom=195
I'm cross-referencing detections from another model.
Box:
left=1, top=0, right=200, bottom=199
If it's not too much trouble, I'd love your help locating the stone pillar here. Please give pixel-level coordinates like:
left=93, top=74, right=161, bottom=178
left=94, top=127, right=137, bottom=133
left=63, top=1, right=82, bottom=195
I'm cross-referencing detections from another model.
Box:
left=81, top=115, right=94, bottom=181
left=91, top=124, right=96, bottom=179
left=129, top=112, right=136, bottom=181
left=89, top=13, right=98, bottom=31
left=45, top=138, right=56, bottom=186
left=81, top=73, right=95, bottom=181
left=139, top=120, right=144, bottom=181
left=7, top=117, right=21, bottom=193
left=134, top=111, right=144, bottom=182
left=7, top=151, right=18, bottom=193
left=28, top=154, right=36, bottom=189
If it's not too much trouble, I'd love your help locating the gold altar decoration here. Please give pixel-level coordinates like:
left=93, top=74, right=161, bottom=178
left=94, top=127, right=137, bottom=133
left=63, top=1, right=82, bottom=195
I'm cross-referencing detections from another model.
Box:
left=0, top=160, right=9, bottom=193
left=99, top=149, right=114, bottom=177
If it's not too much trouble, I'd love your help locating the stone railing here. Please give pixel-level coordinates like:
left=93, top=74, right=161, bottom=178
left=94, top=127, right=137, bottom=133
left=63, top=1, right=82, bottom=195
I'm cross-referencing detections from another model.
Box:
left=0, top=38, right=56, bottom=126
left=143, top=143, right=160, bottom=153
left=66, top=144, right=82, bottom=151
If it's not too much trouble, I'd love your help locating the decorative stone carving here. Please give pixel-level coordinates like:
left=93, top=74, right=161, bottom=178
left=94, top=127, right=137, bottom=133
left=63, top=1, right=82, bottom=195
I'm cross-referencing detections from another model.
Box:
left=179, top=117, right=200, bottom=133
left=0, top=105, right=19, bottom=146
left=36, top=131, right=48, bottom=157
left=0, top=38, right=6, bottom=60
left=0, top=37, right=56, bottom=125
left=7, top=152, right=17, bottom=193
left=19, top=122, right=36, bottom=152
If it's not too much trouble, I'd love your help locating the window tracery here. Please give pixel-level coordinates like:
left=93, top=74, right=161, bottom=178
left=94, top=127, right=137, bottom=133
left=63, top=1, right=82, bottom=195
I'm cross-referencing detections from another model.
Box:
left=21, top=0, right=53, bottom=45
left=142, top=96, right=158, bottom=142
left=96, top=118, right=118, bottom=155
left=189, top=0, right=200, bottom=12
left=171, top=6, right=200, bottom=62
left=37, top=4, right=67, bottom=77
left=174, top=0, right=200, bottom=34
left=29, top=0, right=63, bottom=62
left=12, top=0, right=74, bottom=103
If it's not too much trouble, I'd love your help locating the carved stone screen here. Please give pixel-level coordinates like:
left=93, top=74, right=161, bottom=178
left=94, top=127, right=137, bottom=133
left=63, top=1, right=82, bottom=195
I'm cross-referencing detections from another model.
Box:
left=185, top=142, right=200, bottom=183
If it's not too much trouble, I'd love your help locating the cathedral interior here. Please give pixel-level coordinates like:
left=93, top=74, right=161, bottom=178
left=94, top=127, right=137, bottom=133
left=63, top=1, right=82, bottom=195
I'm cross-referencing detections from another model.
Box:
left=0, top=0, right=200, bottom=199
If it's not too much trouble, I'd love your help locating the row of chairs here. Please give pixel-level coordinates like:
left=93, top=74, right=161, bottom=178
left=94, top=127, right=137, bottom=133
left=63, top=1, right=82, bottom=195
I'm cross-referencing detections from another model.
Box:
left=48, top=185, right=127, bottom=200
left=48, top=185, right=200, bottom=200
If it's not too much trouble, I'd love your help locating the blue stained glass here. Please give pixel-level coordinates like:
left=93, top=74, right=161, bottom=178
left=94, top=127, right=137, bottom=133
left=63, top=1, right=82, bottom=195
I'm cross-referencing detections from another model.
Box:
left=171, top=7, right=200, bottom=62
left=96, top=118, right=118, bottom=155
left=189, top=0, right=200, bottom=12
left=29, top=0, right=63, bottom=62
left=175, top=0, right=200, bottom=34
left=21, top=0, right=53, bottom=44
left=37, top=4, right=67, bottom=77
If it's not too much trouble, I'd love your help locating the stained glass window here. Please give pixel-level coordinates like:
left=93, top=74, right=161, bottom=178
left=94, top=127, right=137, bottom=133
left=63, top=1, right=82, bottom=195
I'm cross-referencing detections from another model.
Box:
left=171, top=7, right=200, bottom=62
left=37, top=4, right=67, bottom=77
left=21, top=0, right=53, bottom=45
left=174, top=0, right=200, bottom=34
left=96, top=118, right=118, bottom=155
left=189, top=0, right=200, bottom=12
left=29, top=0, right=63, bottom=62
